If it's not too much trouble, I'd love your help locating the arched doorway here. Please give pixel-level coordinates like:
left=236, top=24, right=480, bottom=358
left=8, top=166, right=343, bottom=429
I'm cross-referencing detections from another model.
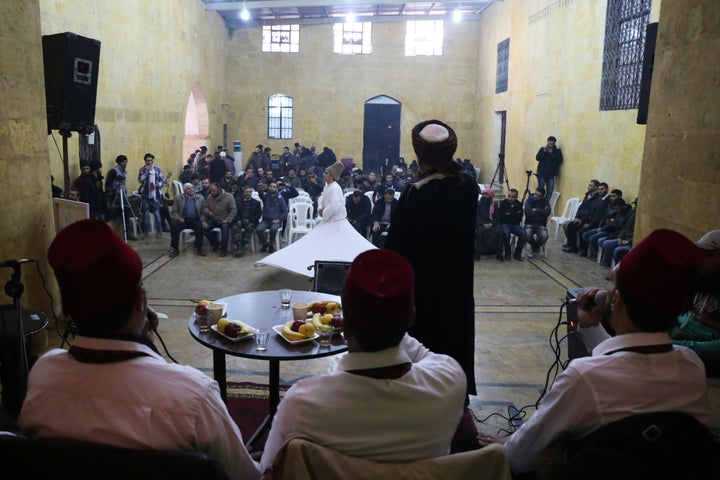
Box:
left=183, top=82, right=209, bottom=164
left=362, top=95, right=401, bottom=175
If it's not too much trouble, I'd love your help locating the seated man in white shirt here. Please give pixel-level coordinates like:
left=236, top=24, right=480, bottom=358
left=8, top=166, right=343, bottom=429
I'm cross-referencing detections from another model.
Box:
left=477, top=229, right=711, bottom=476
left=260, top=249, right=467, bottom=471
left=19, top=219, right=260, bottom=480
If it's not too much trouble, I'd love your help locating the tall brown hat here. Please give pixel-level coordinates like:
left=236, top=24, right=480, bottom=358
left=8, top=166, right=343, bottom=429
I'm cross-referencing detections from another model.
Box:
left=325, top=161, right=345, bottom=181
left=411, top=119, right=458, bottom=166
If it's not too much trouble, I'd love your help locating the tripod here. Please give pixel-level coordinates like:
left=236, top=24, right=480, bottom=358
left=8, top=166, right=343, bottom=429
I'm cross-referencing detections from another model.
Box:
left=489, top=153, right=511, bottom=194
left=521, top=170, right=534, bottom=206
left=110, top=187, right=138, bottom=242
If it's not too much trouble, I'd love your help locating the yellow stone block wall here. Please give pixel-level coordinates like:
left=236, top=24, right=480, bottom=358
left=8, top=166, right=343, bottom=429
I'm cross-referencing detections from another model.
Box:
left=0, top=0, right=58, bottom=310
left=637, top=0, right=720, bottom=242
left=224, top=21, right=480, bottom=167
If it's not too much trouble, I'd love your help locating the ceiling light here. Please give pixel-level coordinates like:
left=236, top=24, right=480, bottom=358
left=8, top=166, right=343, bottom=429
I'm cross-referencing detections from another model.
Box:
left=453, top=10, right=462, bottom=23
left=240, top=1, right=250, bottom=21
left=345, top=12, right=355, bottom=24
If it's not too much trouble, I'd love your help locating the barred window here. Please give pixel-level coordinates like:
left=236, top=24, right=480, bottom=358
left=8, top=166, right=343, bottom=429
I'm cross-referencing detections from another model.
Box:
left=333, top=22, right=372, bottom=55
left=405, top=20, right=444, bottom=56
left=599, top=0, right=652, bottom=110
left=268, top=95, right=293, bottom=139
left=262, top=25, right=300, bottom=53
left=496, top=38, right=510, bottom=93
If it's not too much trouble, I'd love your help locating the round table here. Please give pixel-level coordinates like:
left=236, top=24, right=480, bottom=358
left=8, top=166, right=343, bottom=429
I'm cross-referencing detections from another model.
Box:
left=188, top=290, right=347, bottom=447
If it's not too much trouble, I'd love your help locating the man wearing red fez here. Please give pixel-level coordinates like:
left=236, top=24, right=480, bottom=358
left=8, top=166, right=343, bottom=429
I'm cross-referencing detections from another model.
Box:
left=384, top=120, right=478, bottom=412
left=260, top=249, right=467, bottom=471
left=478, top=229, right=711, bottom=476
left=19, top=219, right=261, bottom=480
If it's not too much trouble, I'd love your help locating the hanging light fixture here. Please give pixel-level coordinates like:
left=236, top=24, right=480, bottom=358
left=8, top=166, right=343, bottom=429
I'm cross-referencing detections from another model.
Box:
left=345, top=12, right=356, bottom=24
left=240, top=0, right=250, bottom=21
left=452, top=9, right=463, bottom=23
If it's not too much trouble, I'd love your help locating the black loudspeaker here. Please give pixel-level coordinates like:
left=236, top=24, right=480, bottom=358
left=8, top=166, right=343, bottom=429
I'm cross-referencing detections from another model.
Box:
left=42, top=32, right=101, bottom=134
left=636, top=22, right=658, bottom=125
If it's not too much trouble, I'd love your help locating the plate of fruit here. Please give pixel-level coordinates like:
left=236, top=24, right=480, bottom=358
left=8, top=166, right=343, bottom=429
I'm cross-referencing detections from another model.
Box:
left=310, top=312, right=343, bottom=333
left=307, top=300, right=342, bottom=315
left=211, top=318, right=258, bottom=342
left=274, top=320, right=318, bottom=344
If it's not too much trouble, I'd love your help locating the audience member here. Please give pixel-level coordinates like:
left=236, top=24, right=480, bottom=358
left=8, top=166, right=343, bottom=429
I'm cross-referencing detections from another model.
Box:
left=72, top=160, right=105, bottom=221
left=205, top=183, right=237, bottom=257
left=534, top=135, right=563, bottom=197
left=346, top=190, right=372, bottom=236
left=478, top=229, right=710, bottom=476
left=282, top=167, right=302, bottom=189
left=475, top=188, right=503, bottom=261
left=246, top=144, right=266, bottom=173
left=577, top=182, right=610, bottom=257
left=496, top=188, right=526, bottom=261
left=198, top=176, right=211, bottom=199
left=599, top=202, right=636, bottom=267
left=370, top=188, right=397, bottom=248
left=219, top=170, right=235, bottom=193
left=580, top=189, right=623, bottom=257
left=562, top=179, right=601, bottom=253
left=279, top=146, right=295, bottom=175
left=231, top=186, right=262, bottom=257
left=524, top=188, right=551, bottom=258
left=384, top=119, right=479, bottom=428
left=671, top=230, right=720, bottom=376
left=168, top=182, right=208, bottom=258
left=51, top=175, right=63, bottom=198
left=19, top=219, right=261, bottom=480
left=104, top=154, right=137, bottom=240
left=259, top=249, right=466, bottom=471
left=256, top=182, right=287, bottom=253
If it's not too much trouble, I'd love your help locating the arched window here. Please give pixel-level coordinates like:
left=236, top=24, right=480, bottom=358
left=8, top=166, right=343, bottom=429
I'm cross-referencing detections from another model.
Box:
left=268, top=94, right=293, bottom=139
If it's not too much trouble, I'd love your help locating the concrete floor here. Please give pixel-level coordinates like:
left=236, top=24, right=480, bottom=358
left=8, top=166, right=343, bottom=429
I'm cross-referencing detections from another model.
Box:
left=40, top=227, right=720, bottom=435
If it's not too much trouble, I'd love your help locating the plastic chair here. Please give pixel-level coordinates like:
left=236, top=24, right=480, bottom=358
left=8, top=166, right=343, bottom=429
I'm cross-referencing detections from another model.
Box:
left=550, top=197, right=580, bottom=241
left=287, top=202, right=315, bottom=244
left=548, top=191, right=560, bottom=217
left=365, top=190, right=376, bottom=206
left=172, top=180, right=183, bottom=198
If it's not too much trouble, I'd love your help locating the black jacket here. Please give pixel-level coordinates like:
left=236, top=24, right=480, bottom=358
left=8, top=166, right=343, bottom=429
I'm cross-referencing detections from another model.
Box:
left=524, top=195, right=551, bottom=226
left=496, top=199, right=524, bottom=226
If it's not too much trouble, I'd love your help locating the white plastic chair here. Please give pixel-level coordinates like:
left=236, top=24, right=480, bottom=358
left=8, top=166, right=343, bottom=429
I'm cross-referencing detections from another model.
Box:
left=172, top=180, right=183, bottom=198
left=365, top=190, right=376, bottom=206
left=288, top=195, right=312, bottom=208
left=548, top=191, right=560, bottom=217
left=550, top=197, right=580, bottom=241
left=287, top=202, right=315, bottom=244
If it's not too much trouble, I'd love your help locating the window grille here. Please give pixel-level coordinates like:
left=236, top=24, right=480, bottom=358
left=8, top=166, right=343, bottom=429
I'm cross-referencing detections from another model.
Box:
left=496, top=38, right=510, bottom=93
left=268, top=95, right=293, bottom=139
left=599, top=0, right=652, bottom=110
left=262, top=25, right=300, bottom=53
left=333, top=22, right=372, bottom=55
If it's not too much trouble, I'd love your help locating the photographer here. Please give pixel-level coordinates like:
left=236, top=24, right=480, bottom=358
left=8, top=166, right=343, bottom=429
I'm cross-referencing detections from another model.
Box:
left=535, top=135, right=563, bottom=197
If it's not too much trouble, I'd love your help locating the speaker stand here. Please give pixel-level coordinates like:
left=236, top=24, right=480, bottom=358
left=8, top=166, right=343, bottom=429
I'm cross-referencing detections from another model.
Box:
left=60, top=129, right=72, bottom=194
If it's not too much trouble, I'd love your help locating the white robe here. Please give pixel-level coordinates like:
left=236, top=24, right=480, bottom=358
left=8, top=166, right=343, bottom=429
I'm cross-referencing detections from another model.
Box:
left=255, top=181, right=376, bottom=277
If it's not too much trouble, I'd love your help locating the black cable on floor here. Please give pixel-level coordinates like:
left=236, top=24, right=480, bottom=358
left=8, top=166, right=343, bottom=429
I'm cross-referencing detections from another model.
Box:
left=153, top=328, right=179, bottom=364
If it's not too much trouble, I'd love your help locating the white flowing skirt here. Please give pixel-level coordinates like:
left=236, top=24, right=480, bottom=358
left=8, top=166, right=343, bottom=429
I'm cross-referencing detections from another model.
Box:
left=254, top=218, right=377, bottom=277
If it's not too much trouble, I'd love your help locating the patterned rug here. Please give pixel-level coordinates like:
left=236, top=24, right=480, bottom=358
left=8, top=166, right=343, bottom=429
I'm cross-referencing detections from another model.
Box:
left=226, top=382, right=290, bottom=447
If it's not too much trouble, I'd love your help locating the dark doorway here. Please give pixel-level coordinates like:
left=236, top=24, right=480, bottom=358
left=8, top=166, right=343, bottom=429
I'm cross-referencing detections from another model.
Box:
left=362, top=95, right=401, bottom=175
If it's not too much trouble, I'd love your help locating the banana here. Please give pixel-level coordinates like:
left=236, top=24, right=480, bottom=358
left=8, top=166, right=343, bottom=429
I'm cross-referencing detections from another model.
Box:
left=311, top=313, right=323, bottom=329
left=217, top=318, right=231, bottom=334
left=282, top=320, right=307, bottom=341
left=298, top=323, right=315, bottom=337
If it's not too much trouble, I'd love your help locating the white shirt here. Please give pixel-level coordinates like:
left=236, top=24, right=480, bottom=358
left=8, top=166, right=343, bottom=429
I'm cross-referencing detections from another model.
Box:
left=320, top=181, right=346, bottom=222
left=503, top=332, right=710, bottom=474
left=19, top=336, right=261, bottom=480
left=260, top=334, right=466, bottom=471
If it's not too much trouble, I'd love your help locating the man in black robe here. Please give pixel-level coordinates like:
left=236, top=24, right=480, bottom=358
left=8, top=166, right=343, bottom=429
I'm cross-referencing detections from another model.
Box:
left=385, top=119, right=478, bottom=400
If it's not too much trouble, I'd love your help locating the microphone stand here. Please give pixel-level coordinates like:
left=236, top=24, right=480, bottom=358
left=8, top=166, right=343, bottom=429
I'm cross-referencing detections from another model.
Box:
left=2, top=261, right=30, bottom=412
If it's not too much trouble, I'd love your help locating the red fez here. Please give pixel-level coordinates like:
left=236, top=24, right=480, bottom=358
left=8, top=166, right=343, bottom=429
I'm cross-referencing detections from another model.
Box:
left=617, top=229, right=703, bottom=311
left=411, top=119, right=458, bottom=166
left=48, top=219, right=142, bottom=319
left=342, top=249, right=415, bottom=334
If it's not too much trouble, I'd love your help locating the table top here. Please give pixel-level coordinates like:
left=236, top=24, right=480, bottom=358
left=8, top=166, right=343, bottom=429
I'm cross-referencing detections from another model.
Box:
left=188, top=290, right=348, bottom=361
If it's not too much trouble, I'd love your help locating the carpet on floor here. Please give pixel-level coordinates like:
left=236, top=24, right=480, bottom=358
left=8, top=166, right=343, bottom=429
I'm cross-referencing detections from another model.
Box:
left=226, top=381, right=290, bottom=447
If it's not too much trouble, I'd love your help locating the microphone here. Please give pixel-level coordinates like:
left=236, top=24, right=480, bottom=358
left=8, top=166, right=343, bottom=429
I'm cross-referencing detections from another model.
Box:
left=569, top=289, right=609, bottom=309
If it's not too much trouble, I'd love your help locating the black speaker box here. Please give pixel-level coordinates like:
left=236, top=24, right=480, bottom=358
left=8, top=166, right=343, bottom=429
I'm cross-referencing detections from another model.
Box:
left=42, top=32, right=101, bottom=134
left=636, top=22, right=658, bottom=125
left=311, top=261, right=351, bottom=296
